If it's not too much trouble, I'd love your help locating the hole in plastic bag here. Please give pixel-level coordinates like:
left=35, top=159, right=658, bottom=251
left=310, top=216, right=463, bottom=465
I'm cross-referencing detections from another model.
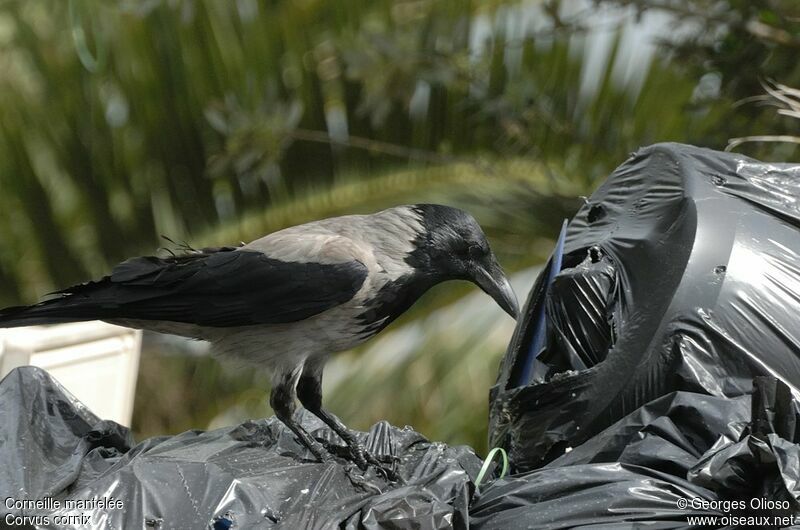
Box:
left=587, top=204, right=606, bottom=223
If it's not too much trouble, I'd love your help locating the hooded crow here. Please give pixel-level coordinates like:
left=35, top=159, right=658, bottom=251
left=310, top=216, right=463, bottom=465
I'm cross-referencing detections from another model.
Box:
left=0, top=204, right=518, bottom=471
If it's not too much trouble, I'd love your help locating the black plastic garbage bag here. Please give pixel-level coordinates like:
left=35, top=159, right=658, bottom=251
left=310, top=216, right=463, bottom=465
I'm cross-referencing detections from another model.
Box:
left=473, top=377, right=800, bottom=529
left=0, top=366, right=481, bottom=529
left=490, top=142, right=800, bottom=472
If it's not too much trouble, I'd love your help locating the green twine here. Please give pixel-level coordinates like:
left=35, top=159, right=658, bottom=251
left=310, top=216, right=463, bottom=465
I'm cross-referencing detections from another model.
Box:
left=474, top=447, right=509, bottom=493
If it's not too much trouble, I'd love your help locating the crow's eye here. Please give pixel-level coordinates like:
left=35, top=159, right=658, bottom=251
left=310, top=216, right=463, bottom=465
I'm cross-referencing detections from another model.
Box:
left=468, top=244, right=484, bottom=259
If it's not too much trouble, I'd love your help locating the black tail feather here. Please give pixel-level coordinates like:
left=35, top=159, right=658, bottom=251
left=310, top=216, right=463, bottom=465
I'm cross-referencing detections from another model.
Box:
left=0, top=295, right=110, bottom=327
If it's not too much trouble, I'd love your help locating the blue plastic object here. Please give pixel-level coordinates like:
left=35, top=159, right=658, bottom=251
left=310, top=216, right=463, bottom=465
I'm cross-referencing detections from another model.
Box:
left=514, top=219, right=568, bottom=386
left=212, top=517, right=233, bottom=530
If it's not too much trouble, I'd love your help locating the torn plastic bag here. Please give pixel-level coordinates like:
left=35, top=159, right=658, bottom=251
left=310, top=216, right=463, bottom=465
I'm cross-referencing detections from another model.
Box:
left=489, top=142, right=800, bottom=472
left=472, top=376, right=800, bottom=528
left=0, top=366, right=481, bottom=529
left=536, top=248, right=616, bottom=380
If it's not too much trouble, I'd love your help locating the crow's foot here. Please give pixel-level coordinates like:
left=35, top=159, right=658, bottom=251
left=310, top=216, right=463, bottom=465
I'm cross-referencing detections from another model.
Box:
left=359, top=449, right=401, bottom=482
left=318, top=439, right=401, bottom=482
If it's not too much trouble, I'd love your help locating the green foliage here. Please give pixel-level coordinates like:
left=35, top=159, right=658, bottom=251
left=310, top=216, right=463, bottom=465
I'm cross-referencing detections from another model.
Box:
left=0, top=0, right=715, bottom=304
left=608, top=0, right=800, bottom=159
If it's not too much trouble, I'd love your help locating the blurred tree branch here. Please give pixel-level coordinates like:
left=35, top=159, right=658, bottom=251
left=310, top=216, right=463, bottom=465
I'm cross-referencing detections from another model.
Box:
left=616, top=0, right=800, bottom=44
left=289, top=129, right=458, bottom=165
left=606, top=0, right=800, bottom=47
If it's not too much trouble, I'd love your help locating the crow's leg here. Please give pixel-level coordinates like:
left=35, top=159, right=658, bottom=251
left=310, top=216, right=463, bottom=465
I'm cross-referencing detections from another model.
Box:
left=297, top=362, right=394, bottom=478
left=270, top=367, right=329, bottom=463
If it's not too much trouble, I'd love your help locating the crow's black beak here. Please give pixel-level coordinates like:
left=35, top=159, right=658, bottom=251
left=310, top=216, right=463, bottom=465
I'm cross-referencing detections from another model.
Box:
left=473, top=258, right=519, bottom=320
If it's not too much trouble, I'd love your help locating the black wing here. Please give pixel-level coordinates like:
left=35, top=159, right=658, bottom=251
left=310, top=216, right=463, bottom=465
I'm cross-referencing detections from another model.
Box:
left=0, top=249, right=368, bottom=328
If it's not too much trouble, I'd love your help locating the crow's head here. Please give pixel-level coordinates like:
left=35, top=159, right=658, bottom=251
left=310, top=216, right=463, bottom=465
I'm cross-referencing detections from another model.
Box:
left=409, top=204, right=519, bottom=319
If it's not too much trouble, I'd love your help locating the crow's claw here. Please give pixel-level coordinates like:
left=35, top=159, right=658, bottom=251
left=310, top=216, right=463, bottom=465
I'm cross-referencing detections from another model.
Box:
left=362, top=450, right=401, bottom=482
left=317, top=439, right=350, bottom=459
left=317, top=439, right=401, bottom=482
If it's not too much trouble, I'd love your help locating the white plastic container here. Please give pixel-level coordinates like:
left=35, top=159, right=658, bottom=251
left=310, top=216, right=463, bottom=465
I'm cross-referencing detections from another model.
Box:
left=0, top=321, right=142, bottom=426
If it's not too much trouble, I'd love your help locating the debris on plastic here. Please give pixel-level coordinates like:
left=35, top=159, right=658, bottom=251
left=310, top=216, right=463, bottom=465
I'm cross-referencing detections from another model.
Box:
left=211, top=512, right=236, bottom=530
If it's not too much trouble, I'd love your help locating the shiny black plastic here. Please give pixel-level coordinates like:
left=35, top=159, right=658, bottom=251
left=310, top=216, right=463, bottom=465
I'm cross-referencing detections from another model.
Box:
left=474, top=377, right=800, bottom=528
left=0, top=366, right=480, bottom=529
left=490, top=143, right=800, bottom=473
